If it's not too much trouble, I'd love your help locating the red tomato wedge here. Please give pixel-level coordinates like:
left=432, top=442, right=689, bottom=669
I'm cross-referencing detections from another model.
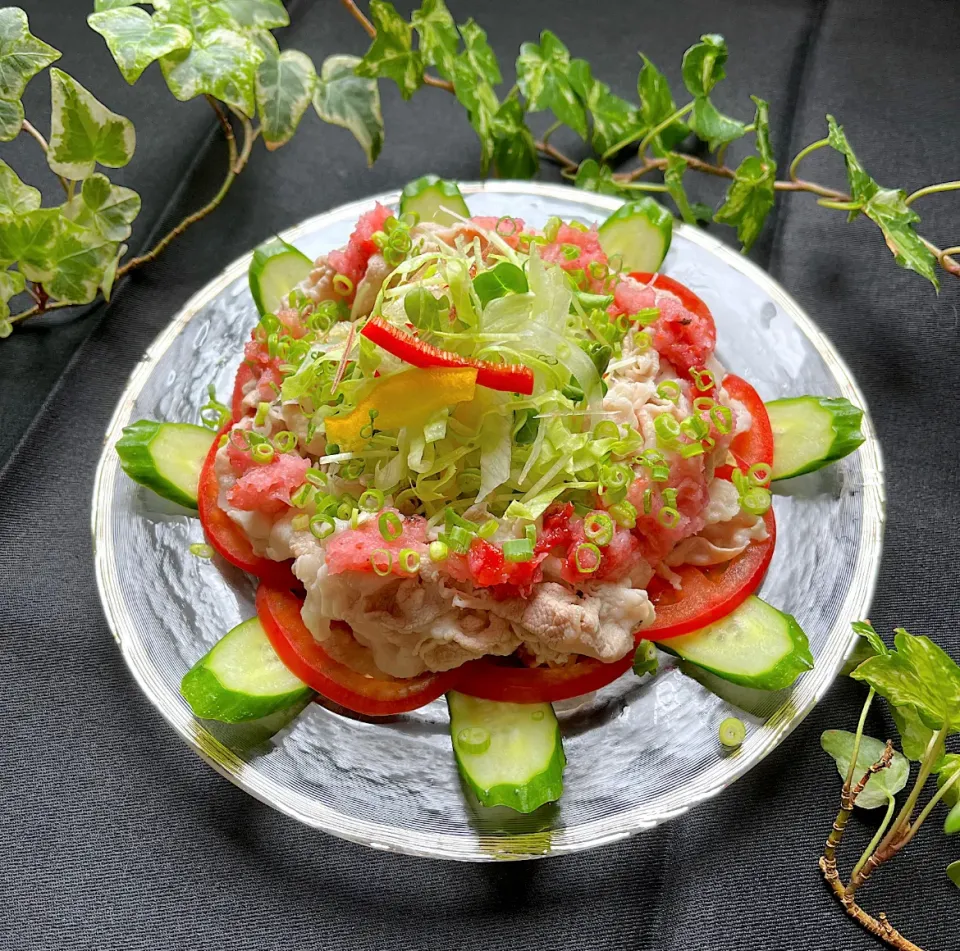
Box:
left=630, top=272, right=716, bottom=328
left=231, top=362, right=255, bottom=422
left=644, top=507, right=776, bottom=641
left=197, top=428, right=298, bottom=588
left=360, top=315, right=535, bottom=395
left=455, top=652, right=634, bottom=705
left=715, top=373, right=774, bottom=478
left=256, top=584, right=463, bottom=716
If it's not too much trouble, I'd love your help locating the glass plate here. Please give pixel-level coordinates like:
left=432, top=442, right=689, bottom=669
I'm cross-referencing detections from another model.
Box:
left=92, top=182, right=885, bottom=861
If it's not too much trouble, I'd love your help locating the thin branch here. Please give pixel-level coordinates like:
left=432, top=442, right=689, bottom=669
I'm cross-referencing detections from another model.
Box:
left=535, top=139, right=579, bottom=174
left=851, top=793, right=897, bottom=881
left=905, top=180, right=960, bottom=206
left=424, top=73, right=455, bottom=92
left=21, top=119, right=70, bottom=194
left=9, top=298, right=73, bottom=326
left=789, top=137, right=829, bottom=182
left=340, top=0, right=375, bottom=37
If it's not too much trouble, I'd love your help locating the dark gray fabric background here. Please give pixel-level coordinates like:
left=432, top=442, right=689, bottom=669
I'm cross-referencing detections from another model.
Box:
left=2, top=2, right=958, bottom=948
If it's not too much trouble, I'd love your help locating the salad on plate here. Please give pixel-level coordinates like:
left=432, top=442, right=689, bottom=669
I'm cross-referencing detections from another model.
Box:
left=116, top=176, right=866, bottom=814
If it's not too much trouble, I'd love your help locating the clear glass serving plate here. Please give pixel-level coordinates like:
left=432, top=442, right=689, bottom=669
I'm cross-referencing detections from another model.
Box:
left=92, top=182, right=885, bottom=861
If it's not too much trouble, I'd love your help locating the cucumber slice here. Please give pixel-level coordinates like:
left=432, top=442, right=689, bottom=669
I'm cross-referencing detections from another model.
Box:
left=597, top=197, right=673, bottom=272
left=181, top=617, right=311, bottom=723
left=116, top=420, right=216, bottom=509
left=766, top=396, right=865, bottom=481
left=658, top=595, right=814, bottom=691
left=249, top=236, right=313, bottom=316
left=447, top=691, right=565, bottom=813
left=399, top=175, right=470, bottom=226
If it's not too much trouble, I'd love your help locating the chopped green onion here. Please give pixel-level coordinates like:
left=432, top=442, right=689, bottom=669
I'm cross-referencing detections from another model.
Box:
left=561, top=243, right=580, bottom=261
left=634, top=307, right=661, bottom=327
left=711, top=405, right=733, bottom=434
left=310, top=514, right=336, bottom=539
left=503, top=538, right=535, bottom=562
left=679, top=442, right=705, bottom=458
left=589, top=260, right=608, bottom=281
left=650, top=464, right=670, bottom=482
left=359, top=489, right=385, bottom=512
left=594, top=420, right=620, bottom=440
left=657, top=506, right=680, bottom=528
left=333, top=274, right=354, bottom=296
left=615, top=314, right=632, bottom=334
left=641, top=448, right=665, bottom=466
left=457, top=726, right=491, bottom=755
left=341, top=458, right=364, bottom=480
left=251, top=443, right=275, bottom=464
left=574, top=542, right=602, bottom=574
left=654, top=414, right=681, bottom=444
left=702, top=435, right=716, bottom=451
left=600, top=462, right=632, bottom=503
left=273, top=430, right=297, bottom=453
left=336, top=501, right=353, bottom=521
left=632, top=639, right=658, bottom=677
left=291, top=514, right=310, bottom=532
left=524, top=523, right=538, bottom=544
left=693, top=397, right=716, bottom=412
left=496, top=215, right=519, bottom=236
left=609, top=500, right=637, bottom=529
left=642, top=487, right=653, bottom=514
left=429, top=540, right=449, bottom=562
left=662, top=487, right=678, bottom=509
left=254, top=401, right=270, bottom=427
left=478, top=518, right=499, bottom=540
left=305, top=470, right=327, bottom=487
left=583, top=511, right=614, bottom=546
left=657, top=380, right=681, bottom=403
left=689, top=367, right=715, bottom=392
left=350, top=507, right=360, bottom=529
left=634, top=330, right=652, bottom=352
left=741, top=487, right=772, bottom=516
left=379, top=511, right=403, bottom=541
left=370, top=549, right=392, bottom=576
left=325, top=442, right=340, bottom=455
left=398, top=548, right=421, bottom=573
left=748, top=462, right=773, bottom=487
left=290, top=484, right=313, bottom=508
left=719, top=717, right=747, bottom=749
left=543, top=216, right=561, bottom=243
left=568, top=219, right=589, bottom=233
left=442, top=525, right=472, bottom=554
left=680, top=415, right=709, bottom=440
left=188, top=542, right=213, bottom=559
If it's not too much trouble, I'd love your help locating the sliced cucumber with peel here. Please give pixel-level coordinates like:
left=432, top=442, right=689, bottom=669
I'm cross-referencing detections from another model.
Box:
left=447, top=691, right=565, bottom=813
left=399, top=175, right=470, bottom=226
left=116, top=420, right=215, bottom=509
left=767, top=396, right=865, bottom=481
left=657, top=595, right=814, bottom=691
left=181, top=617, right=311, bottom=723
left=598, top=197, right=673, bottom=272
left=249, top=236, right=313, bottom=316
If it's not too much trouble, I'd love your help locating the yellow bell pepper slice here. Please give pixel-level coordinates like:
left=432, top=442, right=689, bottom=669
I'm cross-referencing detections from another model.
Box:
left=325, top=366, right=478, bottom=451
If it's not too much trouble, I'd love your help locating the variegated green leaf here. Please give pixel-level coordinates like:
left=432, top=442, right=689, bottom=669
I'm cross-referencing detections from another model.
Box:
left=160, top=28, right=262, bottom=116
left=45, top=218, right=117, bottom=305
left=516, top=31, right=586, bottom=140
left=94, top=0, right=140, bottom=10
left=568, top=58, right=643, bottom=156
left=492, top=97, right=537, bottom=179
left=157, top=0, right=238, bottom=34
left=47, top=68, right=136, bottom=180
left=256, top=48, right=315, bottom=150
left=0, top=96, right=22, bottom=141
left=63, top=172, right=141, bottom=241
left=0, top=266, right=25, bottom=320
left=450, top=57, right=498, bottom=173
left=313, top=54, right=383, bottom=166
left=249, top=27, right=279, bottom=57
left=0, top=160, right=39, bottom=216
left=0, top=208, right=59, bottom=280
left=355, top=1, right=423, bottom=101
left=101, top=242, right=127, bottom=300
left=217, top=0, right=289, bottom=29
left=88, top=7, right=192, bottom=85
left=458, top=18, right=500, bottom=86
left=0, top=7, right=61, bottom=102
left=411, top=0, right=458, bottom=80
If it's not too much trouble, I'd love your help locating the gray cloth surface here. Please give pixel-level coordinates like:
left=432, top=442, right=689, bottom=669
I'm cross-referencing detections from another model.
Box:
left=2, top=1, right=958, bottom=949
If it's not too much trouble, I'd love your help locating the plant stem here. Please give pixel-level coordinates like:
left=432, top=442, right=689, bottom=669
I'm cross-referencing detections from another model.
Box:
left=851, top=792, right=896, bottom=880
left=818, top=198, right=862, bottom=211
left=844, top=688, right=876, bottom=792
left=9, top=299, right=73, bottom=326
left=21, top=118, right=70, bottom=194
left=535, top=139, right=579, bottom=174
left=789, top=137, right=829, bottom=182
left=905, top=180, right=960, bottom=206
left=541, top=120, right=562, bottom=146
left=632, top=102, right=694, bottom=161
left=619, top=181, right=669, bottom=192
left=896, top=766, right=960, bottom=850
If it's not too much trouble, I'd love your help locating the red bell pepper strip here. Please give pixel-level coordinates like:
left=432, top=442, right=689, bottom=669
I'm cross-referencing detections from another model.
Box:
left=360, top=315, right=535, bottom=395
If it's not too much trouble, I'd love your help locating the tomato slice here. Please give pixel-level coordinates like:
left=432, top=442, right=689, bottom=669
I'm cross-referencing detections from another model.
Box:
left=644, top=507, right=776, bottom=641
left=717, top=373, right=774, bottom=474
left=455, top=652, right=634, bottom=704
left=256, top=583, right=463, bottom=716
left=360, top=315, right=535, bottom=395
left=231, top=362, right=254, bottom=422
left=630, top=272, right=715, bottom=327
left=197, top=428, right=298, bottom=588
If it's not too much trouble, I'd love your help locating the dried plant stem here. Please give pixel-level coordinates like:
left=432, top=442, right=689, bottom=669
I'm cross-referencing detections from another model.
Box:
left=21, top=118, right=70, bottom=194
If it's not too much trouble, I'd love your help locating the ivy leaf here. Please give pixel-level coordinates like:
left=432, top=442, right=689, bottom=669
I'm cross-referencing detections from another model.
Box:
left=355, top=1, right=423, bottom=101
left=893, top=706, right=942, bottom=762
left=664, top=152, right=697, bottom=224
left=637, top=54, right=688, bottom=156
left=216, top=0, right=290, bottom=29
left=0, top=208, right=60, bottom=280
left=450, top=56, right=499, bottom=173
left=256, top=48, right=315, bottom=151
left=458, top=19, right=501, bottom=86
left=45, top=218, right=117, bottom=305
left=568, top=58, right=643, bottom=156
left=714, top=96, right=776, bottom=251
left=0, top=97, right=22, bottom=141
left=492, top=97, right=537, bottom=179
left=0, top=267, right=25, bottom=320
left=156, top=0, right=239, bottom=35
left=101, top=241, right=127, bottom=300
left=937, top=754, right=960, bottom=808
left=0, top=7, right=61, bottom=103
left=411, top=0, right=459, bottom=80
left=825, top=115, right=876, bottom=207
left=160, top=28, right=262, bottom=116
left=820, top=731, right=909, bottom=810
left=94, top=0, right=141, bottom=10
left=681, top=33, right=728, bottom=98
left=851, top=627, right=960, bottom=734
left=88, top=7, right=192, bottom=85
left=313, top=54, right=383, bottom=166
left=689, top=96, right=746, bottom=152
left=47, top=69, right=136, bottom=180
left=851, top=619, right=890, bottom=658
left=0, top=160, right=40, bottom=216
left=62, top=172, right=141, bottom=242
left=516, top=31, right=587, bottom=141
left=574, top=158, right=629, bottom=198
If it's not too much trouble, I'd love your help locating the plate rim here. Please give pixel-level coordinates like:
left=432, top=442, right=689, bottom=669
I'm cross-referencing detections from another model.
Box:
left=92, top=180, right=886, bottom=861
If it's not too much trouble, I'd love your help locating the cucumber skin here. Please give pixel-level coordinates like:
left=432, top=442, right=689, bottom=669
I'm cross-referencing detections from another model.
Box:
left=180, top=657, right=311, bottom=723
left=659, top=601, right=814, bottom=691
left=400, top=175, right=470, bottom=225
left=598, top=197, right=673, bottom=272
left=768, top=396, right=865, bottom=481
left=116, top=420, right=213, bottom=510
left=249, top=237, right=312, bottom=316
